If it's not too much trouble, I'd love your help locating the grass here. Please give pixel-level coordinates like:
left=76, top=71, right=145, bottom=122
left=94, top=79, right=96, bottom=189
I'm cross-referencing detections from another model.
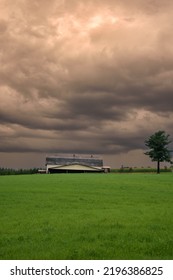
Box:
left=0, top=173, right=173, bottom=260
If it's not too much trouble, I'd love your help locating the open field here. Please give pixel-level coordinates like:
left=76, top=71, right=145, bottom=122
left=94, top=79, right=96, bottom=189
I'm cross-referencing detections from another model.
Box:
left=0, top=173, right=173, bottom=260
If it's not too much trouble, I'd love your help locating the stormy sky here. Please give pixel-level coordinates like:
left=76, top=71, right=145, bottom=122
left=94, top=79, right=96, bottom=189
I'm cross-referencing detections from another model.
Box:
left=0, top=0, right=173, bottom=168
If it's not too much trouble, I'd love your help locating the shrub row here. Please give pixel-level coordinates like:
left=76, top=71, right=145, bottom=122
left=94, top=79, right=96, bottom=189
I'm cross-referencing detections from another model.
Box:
left=111, top=168, right=172, bottom=173
left=0, top=168, right=39, bottom=176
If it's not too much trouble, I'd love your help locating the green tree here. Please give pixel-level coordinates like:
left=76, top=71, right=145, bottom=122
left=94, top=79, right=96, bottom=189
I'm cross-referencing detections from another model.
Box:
left=144, top=131, right=172, bottom=174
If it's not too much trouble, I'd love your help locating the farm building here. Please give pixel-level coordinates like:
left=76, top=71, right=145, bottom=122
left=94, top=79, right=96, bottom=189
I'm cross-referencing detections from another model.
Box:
left=46, top=154, right=108, bottom=173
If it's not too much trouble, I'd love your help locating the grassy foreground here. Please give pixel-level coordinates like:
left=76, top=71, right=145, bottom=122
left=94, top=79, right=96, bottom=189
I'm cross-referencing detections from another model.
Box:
left=0, top=173, right=173, bottom=260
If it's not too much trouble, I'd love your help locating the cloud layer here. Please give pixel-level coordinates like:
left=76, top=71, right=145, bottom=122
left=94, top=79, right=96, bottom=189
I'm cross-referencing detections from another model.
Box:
left=0, top=0, right=173, bottom=167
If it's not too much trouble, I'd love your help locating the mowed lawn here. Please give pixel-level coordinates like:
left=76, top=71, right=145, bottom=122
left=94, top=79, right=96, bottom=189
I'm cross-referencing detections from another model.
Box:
left=0, top=173, right=172, bottom=260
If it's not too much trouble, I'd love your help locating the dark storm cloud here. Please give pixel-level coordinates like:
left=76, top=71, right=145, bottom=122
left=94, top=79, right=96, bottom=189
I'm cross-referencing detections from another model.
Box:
left=0, top=0, right=173, bottom=165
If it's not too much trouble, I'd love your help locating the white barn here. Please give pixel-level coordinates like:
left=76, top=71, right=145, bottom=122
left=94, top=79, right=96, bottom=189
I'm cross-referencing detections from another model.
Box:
left=46, top=154, right=107, bottom=173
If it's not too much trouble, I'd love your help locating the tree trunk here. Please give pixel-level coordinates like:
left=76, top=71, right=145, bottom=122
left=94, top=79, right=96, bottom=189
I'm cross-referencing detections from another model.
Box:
left=157, top=160, right=160, bottom=174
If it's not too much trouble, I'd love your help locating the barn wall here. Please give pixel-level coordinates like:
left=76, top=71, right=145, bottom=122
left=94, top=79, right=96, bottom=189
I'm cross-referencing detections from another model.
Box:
left=48, top=168, right=102, bottom=174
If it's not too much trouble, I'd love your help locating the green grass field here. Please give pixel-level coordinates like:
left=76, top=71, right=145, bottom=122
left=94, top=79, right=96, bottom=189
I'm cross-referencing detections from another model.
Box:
left=0, top=173, right=173, bottom=260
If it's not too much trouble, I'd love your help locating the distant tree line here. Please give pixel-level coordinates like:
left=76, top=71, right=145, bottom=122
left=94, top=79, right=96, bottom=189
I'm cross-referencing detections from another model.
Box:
left=0, top=168, right=39, bottom=176
left=111, top=166, right=172, bottom=173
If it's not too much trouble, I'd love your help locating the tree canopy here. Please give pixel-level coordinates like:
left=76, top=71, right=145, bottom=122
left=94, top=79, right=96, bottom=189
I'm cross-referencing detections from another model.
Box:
left=144, top=130, right=172, bottom=174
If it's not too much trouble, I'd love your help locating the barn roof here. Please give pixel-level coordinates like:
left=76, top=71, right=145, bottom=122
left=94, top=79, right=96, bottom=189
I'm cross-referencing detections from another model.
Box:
left=46, top=154, right=103, bottom=167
